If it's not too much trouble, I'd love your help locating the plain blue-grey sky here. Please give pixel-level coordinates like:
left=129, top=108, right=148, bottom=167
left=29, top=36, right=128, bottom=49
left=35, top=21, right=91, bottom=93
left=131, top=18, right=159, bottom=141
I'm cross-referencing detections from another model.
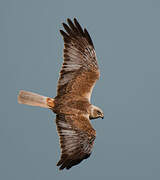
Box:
left=1, top=0, right=160, bottom=179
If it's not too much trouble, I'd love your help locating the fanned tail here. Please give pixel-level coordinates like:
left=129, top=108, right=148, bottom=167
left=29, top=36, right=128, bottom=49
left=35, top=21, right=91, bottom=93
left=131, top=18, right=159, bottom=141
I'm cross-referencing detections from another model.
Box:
left=17, top=90, right=54, bottom=108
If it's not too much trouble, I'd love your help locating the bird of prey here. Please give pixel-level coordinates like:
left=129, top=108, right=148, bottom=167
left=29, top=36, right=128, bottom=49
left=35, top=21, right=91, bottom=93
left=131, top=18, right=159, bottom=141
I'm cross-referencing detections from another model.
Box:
left=18, top=18, right=104, bottom=170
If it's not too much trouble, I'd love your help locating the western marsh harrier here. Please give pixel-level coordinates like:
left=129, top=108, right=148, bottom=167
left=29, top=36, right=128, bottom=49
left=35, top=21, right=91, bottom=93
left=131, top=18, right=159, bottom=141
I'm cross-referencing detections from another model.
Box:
left=18, top=18, right=104, bottom=170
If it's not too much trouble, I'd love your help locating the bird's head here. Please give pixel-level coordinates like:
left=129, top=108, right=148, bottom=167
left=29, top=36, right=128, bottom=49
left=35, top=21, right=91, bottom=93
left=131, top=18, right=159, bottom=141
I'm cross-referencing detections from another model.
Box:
left=89, top=105, right=104, bottom=120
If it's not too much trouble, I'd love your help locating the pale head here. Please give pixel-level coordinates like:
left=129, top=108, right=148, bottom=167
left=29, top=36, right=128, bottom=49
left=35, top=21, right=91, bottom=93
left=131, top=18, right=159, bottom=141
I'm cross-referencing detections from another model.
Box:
left=89, top=105, right=104, bottom=120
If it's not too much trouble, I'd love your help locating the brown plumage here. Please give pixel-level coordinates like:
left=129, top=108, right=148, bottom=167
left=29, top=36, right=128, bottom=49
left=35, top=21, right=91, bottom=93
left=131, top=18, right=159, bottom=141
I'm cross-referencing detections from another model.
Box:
left=18, top=18, right=104, bottom=170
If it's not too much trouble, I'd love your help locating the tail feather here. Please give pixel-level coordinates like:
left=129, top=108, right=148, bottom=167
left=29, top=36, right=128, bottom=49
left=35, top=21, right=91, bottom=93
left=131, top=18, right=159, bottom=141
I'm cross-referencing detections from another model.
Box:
left=18, top=90, right=54, bottom=108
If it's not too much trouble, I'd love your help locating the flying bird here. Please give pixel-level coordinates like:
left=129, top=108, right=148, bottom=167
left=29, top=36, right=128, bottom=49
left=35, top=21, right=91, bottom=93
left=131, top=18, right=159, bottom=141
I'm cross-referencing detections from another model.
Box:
left=18, top=18, right=104, bottom=170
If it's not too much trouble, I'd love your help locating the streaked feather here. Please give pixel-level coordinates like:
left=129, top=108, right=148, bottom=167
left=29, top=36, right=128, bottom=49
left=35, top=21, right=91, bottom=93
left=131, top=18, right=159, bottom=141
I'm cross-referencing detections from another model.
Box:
left=57, top=18, right=100, bottom=101
left=56, top=114, right=96, bottom=170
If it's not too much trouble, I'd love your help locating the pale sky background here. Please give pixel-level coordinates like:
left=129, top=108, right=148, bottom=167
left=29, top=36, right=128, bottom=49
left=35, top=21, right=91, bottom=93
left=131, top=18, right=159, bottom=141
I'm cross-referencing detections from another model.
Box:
left=1, top=0, right=160, bottom=179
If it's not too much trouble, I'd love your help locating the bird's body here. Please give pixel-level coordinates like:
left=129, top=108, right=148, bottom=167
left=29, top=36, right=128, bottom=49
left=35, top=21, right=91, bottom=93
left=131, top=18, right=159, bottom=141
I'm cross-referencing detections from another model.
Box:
left=18, top=18, right=103, bottom=170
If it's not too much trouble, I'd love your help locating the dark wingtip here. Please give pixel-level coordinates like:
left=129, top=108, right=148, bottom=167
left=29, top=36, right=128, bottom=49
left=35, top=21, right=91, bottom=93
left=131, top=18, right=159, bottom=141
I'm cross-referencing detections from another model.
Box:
left=59, top=29, right=69, bottom=39
left=56, top=160, right=62, bottom=167
left=84, top=28, right=94, bottom=48
left=73, top=18, right=84, bottom=35
left=60, top=18, right=94, bottom=48
left=67, top=18, right=78, bottom=33
left=59, top=29, right=64, bottom=35
left=73, top=17, right=77, bottom=22
left=73, top=18, right=79, bottom=27
left=59, top=166, right=65, bottom=170
left=73, top=17, right=79, bottom=24
left=67, top=18, right=72, bottom=23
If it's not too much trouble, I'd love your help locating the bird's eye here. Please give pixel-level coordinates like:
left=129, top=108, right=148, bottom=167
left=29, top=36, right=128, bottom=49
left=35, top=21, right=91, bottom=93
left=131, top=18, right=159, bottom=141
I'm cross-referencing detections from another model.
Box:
left=97, top=110, right=101, bottom=115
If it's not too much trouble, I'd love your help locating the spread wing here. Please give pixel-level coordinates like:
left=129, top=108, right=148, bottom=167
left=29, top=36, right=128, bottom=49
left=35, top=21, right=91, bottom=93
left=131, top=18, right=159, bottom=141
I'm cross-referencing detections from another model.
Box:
left=56, top=114, right=96, bottom=170
left=57, top=18, right=100, bottom=101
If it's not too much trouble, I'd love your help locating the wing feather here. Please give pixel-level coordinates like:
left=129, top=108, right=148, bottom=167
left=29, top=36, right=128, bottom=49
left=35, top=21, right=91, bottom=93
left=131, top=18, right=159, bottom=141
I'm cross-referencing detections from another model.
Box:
left=57, top=18, right=100, bottom=101
left=56, top=114, right=96, bottom=170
